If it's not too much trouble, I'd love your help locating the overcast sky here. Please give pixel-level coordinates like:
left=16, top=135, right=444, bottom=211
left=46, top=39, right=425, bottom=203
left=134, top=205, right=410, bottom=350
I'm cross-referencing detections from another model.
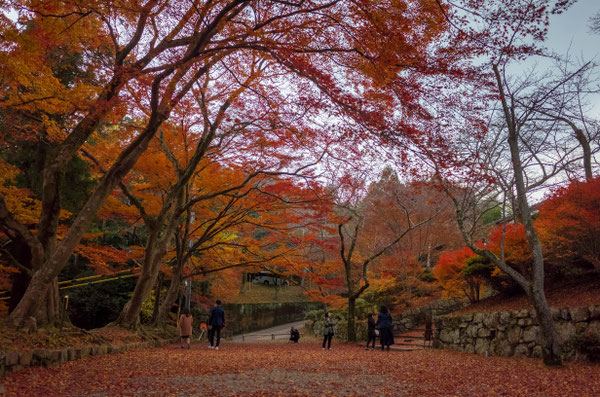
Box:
left=546, top=0, right=599, bottom=60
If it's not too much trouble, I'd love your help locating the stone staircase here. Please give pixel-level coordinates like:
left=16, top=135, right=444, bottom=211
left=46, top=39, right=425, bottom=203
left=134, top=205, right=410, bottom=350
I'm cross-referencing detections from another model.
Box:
left=392, top=325, right=434, bottom=351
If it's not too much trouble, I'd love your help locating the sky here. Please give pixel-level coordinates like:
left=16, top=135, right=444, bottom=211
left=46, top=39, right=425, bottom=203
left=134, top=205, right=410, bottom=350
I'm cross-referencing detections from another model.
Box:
left=544, top=0, right=600, bottom=114
left=546, top=0, right=599, bottom=61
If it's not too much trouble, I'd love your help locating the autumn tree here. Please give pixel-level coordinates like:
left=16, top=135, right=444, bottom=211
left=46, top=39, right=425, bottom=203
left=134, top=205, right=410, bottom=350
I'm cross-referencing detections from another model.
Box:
left=1, top=0, right=462, bottom=328
left=330, top=169, right=437, bottom=341
left=429, top=0, right=581, bottom=365
left=536, top=177, right=600, bottom=272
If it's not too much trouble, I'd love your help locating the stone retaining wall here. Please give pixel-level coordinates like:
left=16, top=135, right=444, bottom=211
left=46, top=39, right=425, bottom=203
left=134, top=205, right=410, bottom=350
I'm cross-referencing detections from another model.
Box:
left=433, top=305, right=600, bottom=360
left=394, top=298, right=467, bottom=333
left=0, top=338, right=174, bottom=376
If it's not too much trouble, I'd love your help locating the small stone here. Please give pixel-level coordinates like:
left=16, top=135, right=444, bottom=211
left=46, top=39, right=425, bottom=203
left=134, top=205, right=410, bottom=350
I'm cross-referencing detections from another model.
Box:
left=5, top=351, right=19, bottom=366
left=491, top=338, right=513, bottom=356
left=49, top=350, right=60, bottom=363
left=515, top=309, right=529, bottom=319
left=531, top=346, right=543, bottom=358
left=560, top=309, right=570, bottom=321
left=80, top=346, right=92, bottom=358
left=551, top=308, right=562, bottom=321
left=466, top=325, right=479, bottom=338
left=19, top=351, right=33, bottom=366
left=483, top=312, right=499, bottom=329
left=570, top=307, right=590, bottom=323
left=33, top=349, right=50, bottom=365
left=59, top=349, right=68, bottom=364
left=555, top=322, right=577, bottom=345
left=576, top=322, right=589, bottom=335
left=473, top=313, right=484, bottom=323
left=499, top=311, right=511, bottom=325
left=523, top=326, right=539, bottom=343
left=475, top=338, right=490, bottom=355
left=507, top=327, right=522, bottom=344
left=589, top=306, right=600, bottom=320
left=514, top=344, right=530, bottom=357
left=477, top=327, right=491, bottom=338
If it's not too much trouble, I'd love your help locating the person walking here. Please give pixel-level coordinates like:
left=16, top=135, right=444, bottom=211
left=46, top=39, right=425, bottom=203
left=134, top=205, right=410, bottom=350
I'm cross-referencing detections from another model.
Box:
left=178, top=307, right=193, bottom=349
left=322, top=312, right=335, bottom=350
left=365, top=313, right=377, bottom=350
left=376, top=305, right=394, bottom=351
left=208, top=300, right=225, bottom=350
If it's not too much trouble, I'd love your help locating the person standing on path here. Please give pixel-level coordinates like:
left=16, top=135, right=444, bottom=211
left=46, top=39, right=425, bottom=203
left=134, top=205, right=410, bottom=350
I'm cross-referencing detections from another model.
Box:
left=322, top=312, right=335, bottom=350
left=376, top=305, right=394, bottom=351
left=178, top=308, right=193, bottom=349
left=365, top=313, right=377, bottom=350
left=208, top=299, right=225, bottom=350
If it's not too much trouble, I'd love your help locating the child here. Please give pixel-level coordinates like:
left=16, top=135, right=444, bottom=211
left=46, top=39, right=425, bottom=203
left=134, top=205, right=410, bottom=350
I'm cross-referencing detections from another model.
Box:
left=366, top=313, right=377, bottom=350
left=179, top=308, right=193, bottom=349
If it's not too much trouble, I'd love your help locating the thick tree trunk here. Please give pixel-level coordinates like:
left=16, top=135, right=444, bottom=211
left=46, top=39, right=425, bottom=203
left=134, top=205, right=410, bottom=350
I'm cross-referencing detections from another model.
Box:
left=531, top=285, right=562, bottom=365
left=347, top=296, right=357, bottom=341
left=115, top=192, right=182, bottom=328
left=156, top=262, right=184, bottom=326
left=9, top=113, right=167, bottom=327
left=150, top=272, right=164, bottom=324
left=116, top=266, right=159, bottom=328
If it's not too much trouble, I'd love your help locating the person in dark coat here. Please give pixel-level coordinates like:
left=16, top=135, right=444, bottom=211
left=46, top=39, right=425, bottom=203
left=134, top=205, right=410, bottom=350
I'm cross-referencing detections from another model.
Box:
left=376, top=305, right=394, bottom=351
left=207, top=300, right=225, bottom=350
left=290, top=327, right=300, bottom=343
left=365, top=313, right=377, bottom=350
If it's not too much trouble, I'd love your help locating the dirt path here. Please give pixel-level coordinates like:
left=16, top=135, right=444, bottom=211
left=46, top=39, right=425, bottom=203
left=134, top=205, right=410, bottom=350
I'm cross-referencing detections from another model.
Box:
left=231, top=320, right=307, bottom=342
left=3, top=342, right=600, bottom=396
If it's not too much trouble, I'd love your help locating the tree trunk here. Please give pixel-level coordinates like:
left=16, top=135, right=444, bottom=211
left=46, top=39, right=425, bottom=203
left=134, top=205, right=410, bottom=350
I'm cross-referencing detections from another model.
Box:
left=347, top=296, right=356, bottom=342
left=531, top=285, right=562, bottom=365
left=156, top=264, right=184, bottom=326
left=9, top=113, right=167, bottom=327
left=494, top=64, right=561, bottom=365
left=572, top=125, right=593, bottom=180
left=150, top=272, right=164, bottom=324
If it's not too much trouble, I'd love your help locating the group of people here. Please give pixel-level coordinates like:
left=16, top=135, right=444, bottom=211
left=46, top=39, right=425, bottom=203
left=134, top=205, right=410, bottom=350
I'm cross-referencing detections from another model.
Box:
left=178, top=299, right=225, bottom=350
left=321, top=305, right=395, bottom=351
left=179, top=300, right=395, bottom=352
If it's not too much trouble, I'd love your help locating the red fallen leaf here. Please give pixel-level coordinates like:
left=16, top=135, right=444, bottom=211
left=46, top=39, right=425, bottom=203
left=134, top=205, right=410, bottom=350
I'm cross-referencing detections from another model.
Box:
left=3, top=342, right=600, bottom=396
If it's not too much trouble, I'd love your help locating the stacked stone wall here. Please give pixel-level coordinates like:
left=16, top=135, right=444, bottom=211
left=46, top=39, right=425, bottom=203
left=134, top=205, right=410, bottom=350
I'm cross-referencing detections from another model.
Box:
left=433, top=305, right=600, bottom=360
left=394, top=297, right=467, bottom=333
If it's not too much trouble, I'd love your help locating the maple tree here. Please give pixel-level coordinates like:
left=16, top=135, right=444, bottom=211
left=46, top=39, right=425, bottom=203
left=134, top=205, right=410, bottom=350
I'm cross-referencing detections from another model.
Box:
left=325, top=169, right=439, bottom=341
left=536, top=177, right=600, bottom=272
left=426, top=0, right=583, bottom=366
left=0, top=0, right=465, bottom=328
